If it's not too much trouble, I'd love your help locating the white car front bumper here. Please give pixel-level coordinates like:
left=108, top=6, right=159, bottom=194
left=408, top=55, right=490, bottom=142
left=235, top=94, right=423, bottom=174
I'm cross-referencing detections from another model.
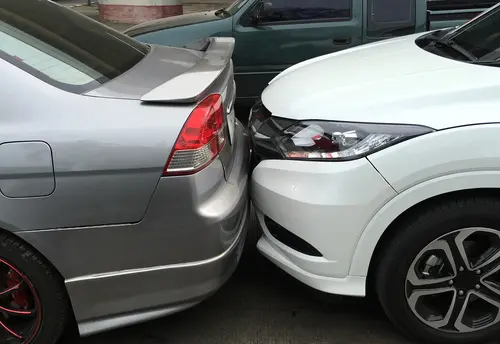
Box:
left=251, top=158, right=396, bottom=297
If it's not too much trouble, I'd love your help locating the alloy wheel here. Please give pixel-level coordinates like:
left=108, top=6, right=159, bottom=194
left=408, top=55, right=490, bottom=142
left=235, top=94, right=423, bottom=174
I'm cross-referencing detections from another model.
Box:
left=0, top=258, right=41, bottom=343
left=406, top=227, right=500, bottom=333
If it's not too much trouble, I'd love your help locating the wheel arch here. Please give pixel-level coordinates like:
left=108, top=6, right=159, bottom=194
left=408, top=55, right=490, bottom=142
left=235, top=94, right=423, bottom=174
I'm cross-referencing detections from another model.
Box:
left=0, top=227, right=77, bottom=327
left=348, top=171, right=500, bottom=291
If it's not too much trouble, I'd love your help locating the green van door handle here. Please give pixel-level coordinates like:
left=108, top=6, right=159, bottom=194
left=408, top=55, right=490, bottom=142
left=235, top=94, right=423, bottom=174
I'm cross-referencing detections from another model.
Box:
left=332, top=37, right=352, bottom=45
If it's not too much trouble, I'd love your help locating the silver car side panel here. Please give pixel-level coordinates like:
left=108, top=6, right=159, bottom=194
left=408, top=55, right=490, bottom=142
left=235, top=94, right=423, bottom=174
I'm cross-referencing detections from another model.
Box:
left=17, top=121, right=249, bottom=278
left=0, top=58, right=192, bottom=230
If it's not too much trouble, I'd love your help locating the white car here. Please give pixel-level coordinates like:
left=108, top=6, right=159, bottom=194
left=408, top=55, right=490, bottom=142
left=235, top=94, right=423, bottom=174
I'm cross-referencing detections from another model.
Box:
left=249, top=4, right=500, bottom=344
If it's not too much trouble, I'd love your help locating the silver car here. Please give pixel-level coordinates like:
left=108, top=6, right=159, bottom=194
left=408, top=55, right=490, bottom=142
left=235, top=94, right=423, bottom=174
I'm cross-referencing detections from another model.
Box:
left=0, top=1, right=249, bottom=343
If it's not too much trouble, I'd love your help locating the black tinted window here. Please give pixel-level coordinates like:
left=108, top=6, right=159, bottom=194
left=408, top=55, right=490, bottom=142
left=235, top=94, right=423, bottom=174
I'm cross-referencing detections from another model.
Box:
left=260, top=0, right=352, bottom=22
left=371, top=0, right=412, bottom=22
left=367, top=0, right=416, bottom=37
left=0, top=0, right=150, bottom=93
left=449, top=5, right=500, bottom=60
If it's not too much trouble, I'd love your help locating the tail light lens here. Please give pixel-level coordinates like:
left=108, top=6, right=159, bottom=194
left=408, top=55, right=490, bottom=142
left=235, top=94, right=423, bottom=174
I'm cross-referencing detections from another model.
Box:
left=163, top=94, right=226, bottom=176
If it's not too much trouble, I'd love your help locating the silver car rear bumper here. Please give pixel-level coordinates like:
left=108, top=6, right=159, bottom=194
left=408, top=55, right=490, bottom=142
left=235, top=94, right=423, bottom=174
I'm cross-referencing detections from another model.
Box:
left=76, top=210, right=248, bottom=336
left=17, top=120, right=250, bottom=336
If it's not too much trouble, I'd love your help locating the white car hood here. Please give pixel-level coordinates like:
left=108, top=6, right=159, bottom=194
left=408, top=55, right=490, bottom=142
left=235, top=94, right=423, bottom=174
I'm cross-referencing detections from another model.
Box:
left=262, top=33, right=500, bottom=130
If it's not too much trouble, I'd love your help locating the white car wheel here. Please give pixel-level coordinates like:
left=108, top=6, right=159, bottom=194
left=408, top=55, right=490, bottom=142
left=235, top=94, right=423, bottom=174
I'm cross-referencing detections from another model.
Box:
left=376, top=196, right=500, bottom=344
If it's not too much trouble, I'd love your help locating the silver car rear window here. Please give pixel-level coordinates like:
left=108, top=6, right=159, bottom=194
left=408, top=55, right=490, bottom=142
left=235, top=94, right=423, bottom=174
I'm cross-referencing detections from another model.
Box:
left=0, top=0, right=150, bottom=94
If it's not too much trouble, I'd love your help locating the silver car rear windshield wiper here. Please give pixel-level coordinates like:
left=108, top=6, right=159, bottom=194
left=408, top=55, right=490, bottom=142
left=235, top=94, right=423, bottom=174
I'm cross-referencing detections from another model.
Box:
left=423, top=34, right=477, bottom=62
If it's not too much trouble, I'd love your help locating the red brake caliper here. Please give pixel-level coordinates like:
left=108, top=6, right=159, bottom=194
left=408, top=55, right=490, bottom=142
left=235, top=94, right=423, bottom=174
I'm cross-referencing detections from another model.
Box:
left=7, top=270, right=28, bottom=309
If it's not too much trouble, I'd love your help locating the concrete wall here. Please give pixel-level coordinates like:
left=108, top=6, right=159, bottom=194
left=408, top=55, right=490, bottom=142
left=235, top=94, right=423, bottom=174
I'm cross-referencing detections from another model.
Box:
left=97, top=0, right=233, bottom=24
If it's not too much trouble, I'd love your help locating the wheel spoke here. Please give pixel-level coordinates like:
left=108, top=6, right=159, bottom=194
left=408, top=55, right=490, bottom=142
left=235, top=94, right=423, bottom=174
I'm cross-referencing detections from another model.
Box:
left=407, top=277, right=455, bottom=293
left=407, top=288, right=456, bottom=329
left=468, top=289, right=500, bottom=330
left=479, top=255, right=500, bottom=280
left=482, top=266, right=500, bottom=299
left=473, top=249, right=500, bottom=272
left=444, top=231, right=471, bottom=271
left=0, top=304, right=34, bottom=316
left=0, top=259, right=41, bottom=342
left=440, top=291, right=470, bottom=332
left=478, top=282, right=500, bottom=305
left=0, top=320, right=22, bottom=339
left=0, top=282, right=21, bottom=297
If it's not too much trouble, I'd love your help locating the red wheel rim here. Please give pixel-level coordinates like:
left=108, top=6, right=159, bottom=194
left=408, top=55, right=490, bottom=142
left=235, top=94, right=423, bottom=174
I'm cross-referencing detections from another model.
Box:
left=0, top=258, right=42, bottom=343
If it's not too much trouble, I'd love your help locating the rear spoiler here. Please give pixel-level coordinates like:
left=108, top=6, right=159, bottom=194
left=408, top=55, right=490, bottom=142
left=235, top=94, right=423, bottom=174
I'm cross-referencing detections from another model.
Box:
left=140, top=37, right=235, bottom=104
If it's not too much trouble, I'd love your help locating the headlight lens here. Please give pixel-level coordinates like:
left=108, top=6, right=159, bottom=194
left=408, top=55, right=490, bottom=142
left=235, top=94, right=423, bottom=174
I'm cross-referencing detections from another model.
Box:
left=276, top=120, right=434, bottom=161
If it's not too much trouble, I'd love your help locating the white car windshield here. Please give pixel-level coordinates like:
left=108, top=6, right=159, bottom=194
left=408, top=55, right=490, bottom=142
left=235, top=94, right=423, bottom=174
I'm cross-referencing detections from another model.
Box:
left=446, top=3, right=500, bottom=61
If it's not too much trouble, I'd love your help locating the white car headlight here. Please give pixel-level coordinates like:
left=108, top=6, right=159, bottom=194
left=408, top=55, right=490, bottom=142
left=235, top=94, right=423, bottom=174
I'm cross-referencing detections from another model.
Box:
left=276, top=120, right=434, bottom=161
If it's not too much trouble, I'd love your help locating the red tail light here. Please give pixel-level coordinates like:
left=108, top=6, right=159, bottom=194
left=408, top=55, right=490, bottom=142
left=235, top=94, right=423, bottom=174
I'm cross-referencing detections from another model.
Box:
left=163, top=94, right=226, bottom=176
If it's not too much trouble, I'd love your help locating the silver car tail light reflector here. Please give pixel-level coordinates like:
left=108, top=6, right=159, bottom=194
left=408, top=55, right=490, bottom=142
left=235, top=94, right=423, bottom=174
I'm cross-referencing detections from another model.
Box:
left=163, top=94, right=226, bottom=176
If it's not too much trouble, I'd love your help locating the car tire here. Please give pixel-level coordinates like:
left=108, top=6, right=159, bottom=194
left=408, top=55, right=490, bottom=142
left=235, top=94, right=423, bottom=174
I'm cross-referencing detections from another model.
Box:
left=0, top=232, right=70, bottom=344
left=376, top=195, right=500, bottom=344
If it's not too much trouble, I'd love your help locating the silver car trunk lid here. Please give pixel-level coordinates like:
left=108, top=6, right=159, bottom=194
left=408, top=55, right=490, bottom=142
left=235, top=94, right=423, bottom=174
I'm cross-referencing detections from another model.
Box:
left=87, top=37, right=237, bottom=180
left=86, top=37, right=235, bottom=106
left=85, top=45, right=203, bottom=101
left=136, top=37, right=237, bottom=182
